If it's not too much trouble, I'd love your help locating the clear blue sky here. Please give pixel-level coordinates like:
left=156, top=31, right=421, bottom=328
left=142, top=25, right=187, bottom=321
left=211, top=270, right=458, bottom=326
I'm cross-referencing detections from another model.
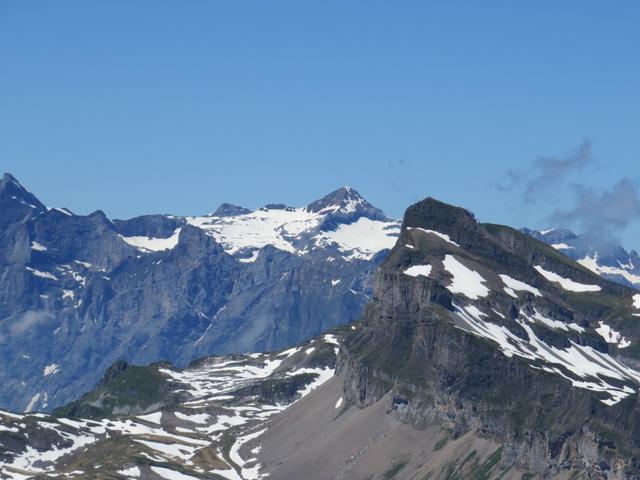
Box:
left=2, top=2, right=639, bottom=247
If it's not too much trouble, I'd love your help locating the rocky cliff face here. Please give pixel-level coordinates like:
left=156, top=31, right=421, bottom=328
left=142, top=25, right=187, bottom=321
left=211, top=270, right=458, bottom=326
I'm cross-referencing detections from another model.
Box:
left=0, top=173, right=399, bottom=412
left=338, top=198, right=640, bottom=479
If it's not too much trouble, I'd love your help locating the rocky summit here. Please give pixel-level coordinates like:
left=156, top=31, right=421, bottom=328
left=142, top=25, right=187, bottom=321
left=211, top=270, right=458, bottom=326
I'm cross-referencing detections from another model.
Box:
left=258, top=198, right=640, bottom=479
left=0, top=173, right=399, bottom=412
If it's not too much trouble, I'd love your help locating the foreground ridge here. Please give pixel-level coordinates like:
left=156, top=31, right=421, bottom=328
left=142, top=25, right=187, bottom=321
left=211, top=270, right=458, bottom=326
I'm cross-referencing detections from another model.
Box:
left=255, top=197, right=640, bottom=479
left=0, top=332, right=344, bottom=479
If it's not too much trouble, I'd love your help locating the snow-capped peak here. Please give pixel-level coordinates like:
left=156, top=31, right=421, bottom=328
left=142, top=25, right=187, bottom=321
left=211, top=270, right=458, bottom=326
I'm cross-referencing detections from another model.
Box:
left=305, top=186, right=383, bottom=218
left=185, top=187, right=399, bottom=259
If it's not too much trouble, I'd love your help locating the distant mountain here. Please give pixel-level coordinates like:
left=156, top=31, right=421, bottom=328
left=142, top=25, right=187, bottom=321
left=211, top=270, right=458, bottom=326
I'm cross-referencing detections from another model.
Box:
left=522, top=228, right=640, bottom=290
left=0, top=174, right=399, bottom=412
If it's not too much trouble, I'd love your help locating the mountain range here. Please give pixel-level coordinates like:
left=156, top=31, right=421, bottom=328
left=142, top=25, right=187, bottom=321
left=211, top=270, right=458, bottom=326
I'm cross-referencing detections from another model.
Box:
left=3, top=195, right=640, bottom=479
left=0, top=173, right=399, bottom=412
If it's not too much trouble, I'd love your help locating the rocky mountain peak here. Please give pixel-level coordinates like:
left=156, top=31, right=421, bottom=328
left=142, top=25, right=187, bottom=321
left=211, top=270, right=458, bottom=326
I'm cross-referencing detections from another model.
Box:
left=0, top=172, right=46, bottom=211
left=212, top=202, right=251, bottom=217
left=0, top=173, right=47, bottom=229
left=305, top=186, right=387, bottom=222
left=307, top=186, right=361, bottom=211
left=260, top=203, right=294, bottom=211
left=403, top=197, right=478, bottom=234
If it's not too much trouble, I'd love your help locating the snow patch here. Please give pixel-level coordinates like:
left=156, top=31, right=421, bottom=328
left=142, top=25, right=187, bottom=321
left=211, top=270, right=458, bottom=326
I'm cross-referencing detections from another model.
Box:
left=521, top=309, right=584, bottom=333
left=499, top=274, right=542, bottom=298
left=238, top=250, right=260, bottom=263
left=578, top=255, right=640, bottom=287
left=551, top=243, right=574, bottom=250
left=51, top=207, right=73, bottom=216
left=43, top=364, right=59, bottom=376
left=30, top=241, right=47, bottom=252
left=136, top=411, right=163, bottom=424
left=25, top=267, right=57, bottom=281
left=596, top=322, right=631, bottom=349
left=534, top=265, right=601, bottom=292
left=120, top=228, right=181, bottom=253
left=150, top=466, right=201, bottom=480
left=403, top=264, right=432, bottom=278
left=443, top=255, right=489, bottom=299
left=407, top=227, right=460, bottom=247
left=117, top=466, right=141, bottom=478
left=174, top=411, right=210, bottom=424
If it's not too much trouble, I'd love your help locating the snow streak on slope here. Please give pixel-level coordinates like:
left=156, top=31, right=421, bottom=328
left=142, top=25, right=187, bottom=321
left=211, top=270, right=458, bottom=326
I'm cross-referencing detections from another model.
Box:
left=534, top=265, right=601, bottom=292
left=453, top=304, right=639, bottom=405
left=407, top=227, right=460, bottom=247
left=499, top=274, right=542, bottom=298
left=0, top=335, right=340, bottom=480
left=399, top=221, right=640, bottom=407
left=578, top=254, right=640, bottom=287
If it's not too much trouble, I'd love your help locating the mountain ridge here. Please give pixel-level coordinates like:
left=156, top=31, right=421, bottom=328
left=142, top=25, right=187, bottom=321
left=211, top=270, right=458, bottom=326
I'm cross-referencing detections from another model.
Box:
left=0, top=174, right=399, bottom=412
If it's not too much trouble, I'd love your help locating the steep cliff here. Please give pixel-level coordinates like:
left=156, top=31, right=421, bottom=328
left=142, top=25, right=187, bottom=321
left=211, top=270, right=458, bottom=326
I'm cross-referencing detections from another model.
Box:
left=337, top=198, right=640, bottom=479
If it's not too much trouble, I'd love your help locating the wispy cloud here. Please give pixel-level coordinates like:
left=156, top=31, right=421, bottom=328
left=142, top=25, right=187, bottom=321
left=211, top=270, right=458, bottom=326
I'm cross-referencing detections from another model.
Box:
left=494, top=139, right=593, bottom=202
left=9, top=310, right=54, bottom=336
left=523, top=140, right=593, bottom=202
left=550, top=178, right=640, bottom=240
left=495, top=140, right=640, bottom=242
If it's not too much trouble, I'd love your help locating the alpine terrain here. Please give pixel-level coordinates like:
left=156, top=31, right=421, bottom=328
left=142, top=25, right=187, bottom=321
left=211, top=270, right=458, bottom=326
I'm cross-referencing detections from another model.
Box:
left=0, top=173, right=399, bottom=412
left=3, top=191, right=640, bottom=479
left=0, top=330, right=345, bottom=479
left=259, top=198, right=640, bottom=479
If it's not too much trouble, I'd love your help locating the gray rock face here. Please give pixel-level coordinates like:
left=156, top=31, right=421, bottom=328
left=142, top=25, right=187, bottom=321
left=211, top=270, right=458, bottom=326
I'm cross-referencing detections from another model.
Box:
left=212, top=202, right=251, bottom=217
left=0, top=175, right=399, bottom=412
left=338, top=197, right=640, bottom=479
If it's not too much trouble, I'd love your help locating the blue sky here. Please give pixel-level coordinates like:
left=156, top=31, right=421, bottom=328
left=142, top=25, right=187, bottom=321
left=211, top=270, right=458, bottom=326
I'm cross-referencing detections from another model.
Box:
left=2, top=1, right=639, bottom=248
